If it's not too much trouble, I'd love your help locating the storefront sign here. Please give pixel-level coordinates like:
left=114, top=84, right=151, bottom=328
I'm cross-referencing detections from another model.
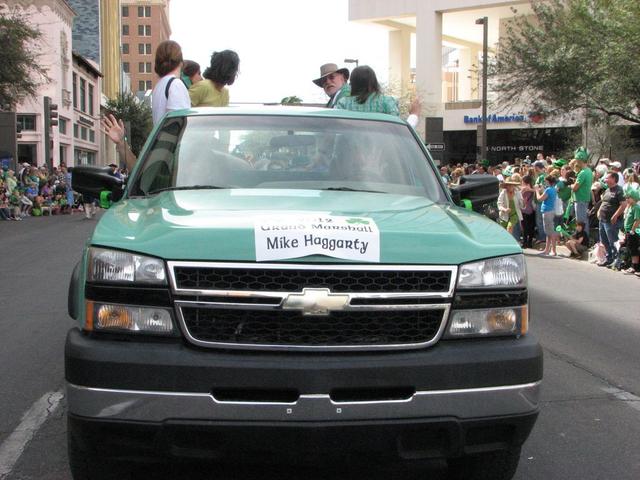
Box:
left=78, top=116, right=94, bottom=127
left=464, top=114, right=527, bottom=124
left=427, top=143, right=446, bottom=151
left=488, top=145, right=544, bottom=152
left=255, top=214, right=380, bottom=262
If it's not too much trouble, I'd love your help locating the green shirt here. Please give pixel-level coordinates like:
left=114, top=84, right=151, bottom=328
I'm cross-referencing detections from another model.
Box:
left=573, top=167, right=593, bottom=202
left=328, top=84, right=351, bottom=108
left=624, top=203, right=640, bottom=233
left=336, top=93, right=400, bottom=116
left=534, top=172, right=546, bottom=186
left=189, top=80, right=229, bottom=107
left=556, top=180, right=571, bottom=202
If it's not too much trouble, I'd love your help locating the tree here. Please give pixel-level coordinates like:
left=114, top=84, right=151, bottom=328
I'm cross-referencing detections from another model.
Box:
left=490, top=0, right=640, bottom=125
left=105, top=93, right=152, bottom=155
left=0, top=6, right=49, bottom=110
left=281, top=96, right=302, bottom=105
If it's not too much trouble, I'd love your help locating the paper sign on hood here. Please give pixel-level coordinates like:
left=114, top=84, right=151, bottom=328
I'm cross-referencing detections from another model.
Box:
left=255, top=214, right=380, bottom=262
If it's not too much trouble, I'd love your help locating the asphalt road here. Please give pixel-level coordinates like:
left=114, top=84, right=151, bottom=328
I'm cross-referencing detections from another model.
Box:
left=1, top=214, right=639, bottom=479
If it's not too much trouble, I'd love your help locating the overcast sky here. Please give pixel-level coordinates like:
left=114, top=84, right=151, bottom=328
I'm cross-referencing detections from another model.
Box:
left=170, top=0, right=390, bottom=104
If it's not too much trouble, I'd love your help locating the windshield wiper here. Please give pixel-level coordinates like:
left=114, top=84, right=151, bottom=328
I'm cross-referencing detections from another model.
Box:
left=322, top=187, right=386, bottom=194
left=148, top=185, right=228, bottom=195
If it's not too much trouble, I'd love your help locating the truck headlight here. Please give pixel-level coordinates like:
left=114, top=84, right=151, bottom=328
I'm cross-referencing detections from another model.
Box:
left=87, top=247, right=166, bottom=285
left=446, top=306, right=528, bottom=338
left=457, top=254, right=526, bottom=288
left=85, top=301, right=174, bottom=334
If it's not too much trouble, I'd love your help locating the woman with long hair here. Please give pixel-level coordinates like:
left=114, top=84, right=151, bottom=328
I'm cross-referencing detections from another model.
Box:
left=189, top=50, right=239, bottom=107
left=335, top=65, right=400, bottom=116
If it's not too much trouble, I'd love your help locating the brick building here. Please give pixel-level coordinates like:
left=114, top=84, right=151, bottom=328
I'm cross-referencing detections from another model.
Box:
left=120, top=0, right=171, bottom=95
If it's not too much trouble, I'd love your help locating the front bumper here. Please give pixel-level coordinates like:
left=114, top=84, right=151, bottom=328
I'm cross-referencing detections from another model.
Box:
left=65, top=328, right=542, bottom=462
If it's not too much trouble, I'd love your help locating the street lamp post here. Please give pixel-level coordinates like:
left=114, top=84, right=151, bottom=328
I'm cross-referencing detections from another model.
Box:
left=344, top=58, right=359, bottom=68
left=476, top=17, right=488, bottom=164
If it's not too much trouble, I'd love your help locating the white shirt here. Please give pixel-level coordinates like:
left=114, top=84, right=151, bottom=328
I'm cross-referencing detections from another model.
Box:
left=152, top=74, right=191, bottom=126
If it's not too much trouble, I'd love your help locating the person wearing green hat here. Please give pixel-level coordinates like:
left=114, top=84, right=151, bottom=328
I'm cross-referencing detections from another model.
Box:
left=571, top=147, right=593, bottom=233
left=621, top=188, right=640, bottom=275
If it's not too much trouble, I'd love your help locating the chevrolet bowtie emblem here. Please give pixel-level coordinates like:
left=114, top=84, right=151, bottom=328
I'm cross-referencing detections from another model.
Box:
left=282, top=288, right=350, bottom=316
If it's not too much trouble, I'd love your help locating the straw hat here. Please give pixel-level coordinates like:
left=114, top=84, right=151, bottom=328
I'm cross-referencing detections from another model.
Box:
left=312, top=63, right=350, bottom=87
left=503, top=173, right=522, bottom=186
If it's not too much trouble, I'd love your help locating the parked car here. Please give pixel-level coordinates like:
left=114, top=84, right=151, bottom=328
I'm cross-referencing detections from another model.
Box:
left=66, top=107, right=542, bottom=479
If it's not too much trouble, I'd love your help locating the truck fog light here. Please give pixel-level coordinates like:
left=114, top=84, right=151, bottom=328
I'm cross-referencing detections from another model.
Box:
left=446, top=306, right=527, bottom=338
left=86, top=301, right=174, bottom=334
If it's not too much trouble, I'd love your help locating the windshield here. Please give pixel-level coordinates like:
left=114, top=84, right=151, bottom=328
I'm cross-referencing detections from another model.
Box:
left=129, top=114, right=446, bottom=202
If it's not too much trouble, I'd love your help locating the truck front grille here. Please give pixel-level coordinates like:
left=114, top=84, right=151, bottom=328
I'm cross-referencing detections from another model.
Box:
left=173, top=265, right=451, bottom=293
left=169, top=262, right=456, bottom=351
left=180, top=306, right=446, bottom=349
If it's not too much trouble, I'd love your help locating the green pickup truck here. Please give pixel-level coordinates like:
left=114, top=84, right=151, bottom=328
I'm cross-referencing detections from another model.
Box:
left=66, top=107, right=541, bottom=479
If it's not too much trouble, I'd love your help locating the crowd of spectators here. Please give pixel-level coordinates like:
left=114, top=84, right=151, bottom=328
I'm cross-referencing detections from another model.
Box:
left=440, top=150, right=640, bottom=276
left=0, top=162, right=127, bottom=221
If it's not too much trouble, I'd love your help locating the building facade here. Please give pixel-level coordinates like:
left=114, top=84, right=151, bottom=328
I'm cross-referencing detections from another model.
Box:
left=349, top=0, right=588, bottom=164
left=120, top=0, right=171, bottom=95
left=66, top=0, right=100, bottom=63
left=72, top=53, right=102, bottom=166
left=5, top=0, right=75, bottom=167
left=5, top=0, right=107, bottom=168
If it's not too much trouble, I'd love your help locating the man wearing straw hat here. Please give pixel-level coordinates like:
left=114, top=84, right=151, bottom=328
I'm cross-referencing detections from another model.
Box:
left=498, top=173, right=524, bottom=241
left=313, top=63, right=351, bottom=108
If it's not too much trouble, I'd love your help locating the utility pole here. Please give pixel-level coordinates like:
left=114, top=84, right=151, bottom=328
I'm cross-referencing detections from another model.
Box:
left=476, top=17, right=489, bottom=164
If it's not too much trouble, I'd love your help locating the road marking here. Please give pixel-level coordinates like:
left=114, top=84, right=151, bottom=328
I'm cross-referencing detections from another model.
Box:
left=603, top=387, right=640, bottom=413
left=0, top=390, right=63, bottom=479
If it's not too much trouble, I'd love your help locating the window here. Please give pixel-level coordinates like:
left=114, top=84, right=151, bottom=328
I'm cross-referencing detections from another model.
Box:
left=146, top=80, right=152, bottom=90
left=122, top=43, right=129, bottom=54
left=138, top=25, right=144, bottom=36
left=72, top=73, right=77, bottom=108
left=123, top=62, right=130, bottom=73
left=81, top=127, right=87, bottom=140
left=137, top=62, right=152, bottom=74
left=138, top=80, right=145, bottom=92
left=138, top=6, right=143, bottom=17
left=145, top=43, right=152, bottom=55
left=59, top=145, right=66, bottom=165
left=73, top=123, right=79, bottom=138
left=138, top=43, right=144, bottom=54
left=138, top=6, right=151, bottom=17
left=145, top=25, right=151, bottom=36
left=122, top=24, right=129, bottom=36
left=88, top=85, right=94, bottom=115
left=89, top=129, right=95, bottom=143
left=131, top=116, right=446, bottom=202
left=80, top=78, right=86, bottom=112
left=59, top=118, right=67, bottom=135
left=122, top=6, right=129, bottom=17
left=17, top=115, right=36, bottom=131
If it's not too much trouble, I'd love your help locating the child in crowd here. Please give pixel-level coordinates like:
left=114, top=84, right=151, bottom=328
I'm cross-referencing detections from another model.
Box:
left=622, top=189, right=640, bottom=275
left=565, top=221, right=589, bottom=258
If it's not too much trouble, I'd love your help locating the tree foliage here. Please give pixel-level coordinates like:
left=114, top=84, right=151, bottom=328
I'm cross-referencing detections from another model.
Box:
left=0, top=6, right=49, bottom=110
left=281, top=95, right=303, bottom=105
left=105, top=93, right=152, bottom=155
left=491, top=0, right=640, bottom=124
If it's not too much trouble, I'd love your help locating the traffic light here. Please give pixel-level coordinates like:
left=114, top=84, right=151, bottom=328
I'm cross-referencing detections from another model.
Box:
left=43, top=96, right=58, bottom=130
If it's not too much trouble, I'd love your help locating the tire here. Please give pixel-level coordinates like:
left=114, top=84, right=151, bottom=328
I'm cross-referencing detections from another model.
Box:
left=447, top=447, right=521, bottom=480
left=67, top=419, right=132, bottom=480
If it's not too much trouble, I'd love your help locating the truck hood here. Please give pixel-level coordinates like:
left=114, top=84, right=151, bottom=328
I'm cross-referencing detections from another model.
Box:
left=91, top=189, right=520, bottom=264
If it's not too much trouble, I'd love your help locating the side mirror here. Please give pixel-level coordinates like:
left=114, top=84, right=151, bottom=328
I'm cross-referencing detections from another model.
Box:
left=449, top=174, right=499, bottom=212
left=70, top=166, right=124, bottom=207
